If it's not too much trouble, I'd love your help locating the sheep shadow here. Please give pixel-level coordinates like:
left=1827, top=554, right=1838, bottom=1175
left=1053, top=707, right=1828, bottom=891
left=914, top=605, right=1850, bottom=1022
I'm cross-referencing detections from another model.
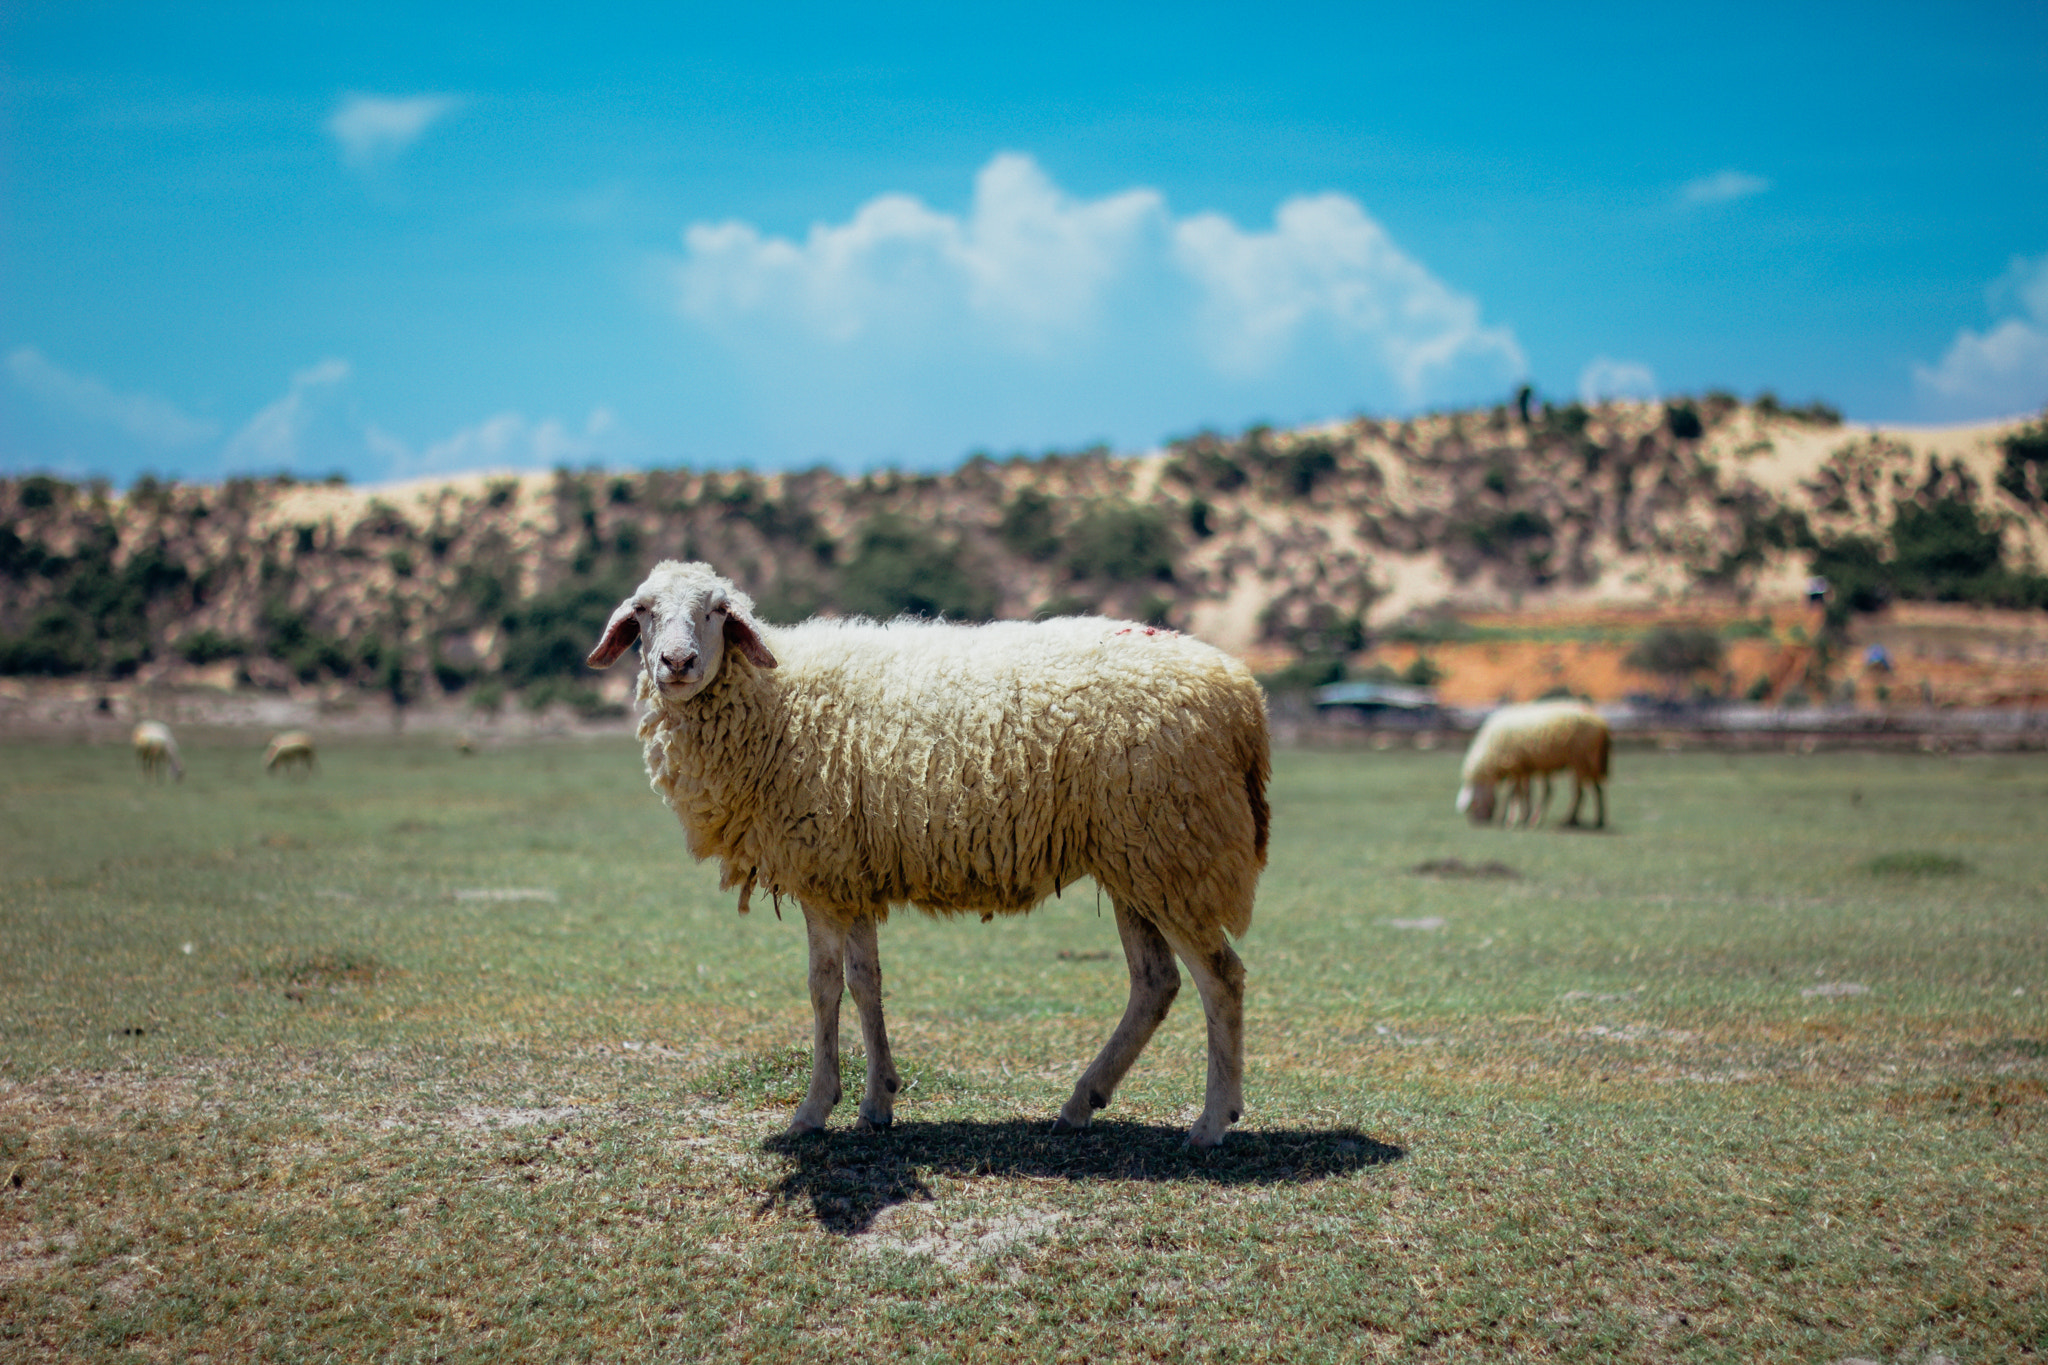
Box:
left=758, top=1118, right=1404, bottom=1234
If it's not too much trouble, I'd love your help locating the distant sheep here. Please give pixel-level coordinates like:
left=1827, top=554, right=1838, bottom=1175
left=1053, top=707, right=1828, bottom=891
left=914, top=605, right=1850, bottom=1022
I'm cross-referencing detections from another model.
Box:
left=1457, top=700, right=1610, bottom=829
left=264, top=731, right=316, bottom=775
left=132, top=721, right=183, bottom=782
left=587, top=560, right=1272, bottom=1147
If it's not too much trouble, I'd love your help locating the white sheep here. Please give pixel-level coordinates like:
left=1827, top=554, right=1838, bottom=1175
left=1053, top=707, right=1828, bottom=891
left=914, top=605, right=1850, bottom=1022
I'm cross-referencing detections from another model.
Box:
left=587, top=560, right=1272, bottom=1147
left=1456, top=700, right=1610, bottom=829
left=264, top=730, right=316, bottom=775
left=132, top=721, right=184, bottom=782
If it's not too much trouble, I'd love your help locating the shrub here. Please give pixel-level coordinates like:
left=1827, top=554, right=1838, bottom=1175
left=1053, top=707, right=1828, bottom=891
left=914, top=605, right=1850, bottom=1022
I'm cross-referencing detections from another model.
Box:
left=1065, top=502, right=1176, bottom=584
left=1163, top=431, right=1246, bottom=492
left=1995, top=420, right=2048, bottom=506
left=1626, top=625, right=1725, bottom=692
left=998, top=489, right=1061, bottom=562
left=836, top=515, right=997, bottom=621
left=1401, top=655, right=1445, bottom=687
left=1256, top=656, right=1346, bottom=692
left=177, top=630, right=249, bottom=665
left=1755, top=393, right=1843, bottom=426
left=1664, top=402, right=1705, bottom=440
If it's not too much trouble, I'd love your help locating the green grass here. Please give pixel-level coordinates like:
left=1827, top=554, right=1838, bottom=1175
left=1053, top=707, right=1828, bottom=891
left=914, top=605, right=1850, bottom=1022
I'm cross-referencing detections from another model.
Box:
left=2, top=736, right=2044, bottom=1361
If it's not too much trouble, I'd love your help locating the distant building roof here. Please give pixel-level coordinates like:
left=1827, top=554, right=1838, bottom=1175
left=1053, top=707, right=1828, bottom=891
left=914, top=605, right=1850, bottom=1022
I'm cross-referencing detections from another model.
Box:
left=1313, top=681, right=1442, bottom=710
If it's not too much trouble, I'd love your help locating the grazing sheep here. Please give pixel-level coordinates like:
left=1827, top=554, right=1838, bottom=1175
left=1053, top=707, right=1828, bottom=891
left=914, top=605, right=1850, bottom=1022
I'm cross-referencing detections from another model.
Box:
left=587, top=560, right=1272, bottom=1147
left=264, top=730, right=316, bottom=775
left=1456, top=700, right=1610, bottom=829
left=132, top=721, right=184, bottom=782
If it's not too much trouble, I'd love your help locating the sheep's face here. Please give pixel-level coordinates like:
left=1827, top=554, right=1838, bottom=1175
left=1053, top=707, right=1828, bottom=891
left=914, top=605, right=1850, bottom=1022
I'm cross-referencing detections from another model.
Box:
left=1458, top=781, right=1496, bottom=824
left=586, top=561, right=777, bottom=702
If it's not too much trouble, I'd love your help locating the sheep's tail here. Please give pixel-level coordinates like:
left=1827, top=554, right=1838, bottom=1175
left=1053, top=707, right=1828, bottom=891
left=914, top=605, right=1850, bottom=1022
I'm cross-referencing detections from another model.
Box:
left=1246, top=761, right=1270, bottom=865
left=1591, top=724, right=1611, bottom=781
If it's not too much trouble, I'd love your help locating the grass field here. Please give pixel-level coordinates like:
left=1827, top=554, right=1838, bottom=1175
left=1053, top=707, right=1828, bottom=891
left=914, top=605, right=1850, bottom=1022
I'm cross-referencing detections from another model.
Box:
left=2, top=734, right=2044, bottom=1362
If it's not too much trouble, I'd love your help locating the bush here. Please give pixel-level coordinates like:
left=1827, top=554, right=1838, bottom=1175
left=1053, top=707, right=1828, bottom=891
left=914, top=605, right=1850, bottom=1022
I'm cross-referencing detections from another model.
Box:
left=1064, top=502, right=1176, bottom=584
left=1401, top=655, right=1444, bottom=687
left=177, top=630, right=249, bottom=665
left=1664, top=402, right=1704, bottom=440
left=837, top=515, right=997, bottom=621
left=1626, top=625, right=1725, bottom=692
left=998, top=489, right=1060, bottom=562
left=1755, top=393, right=1843, bottom=426
left=1996, top=420, right=2048, bottom=506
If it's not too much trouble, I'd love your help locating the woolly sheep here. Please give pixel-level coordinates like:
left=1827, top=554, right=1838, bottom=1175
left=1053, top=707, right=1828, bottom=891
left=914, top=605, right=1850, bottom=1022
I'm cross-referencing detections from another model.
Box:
left=132, top=721, right=183, bottom=782
left=587, top=560, right=1272, bottom=1147
left=264, top=730, right=316, bottom=775
left=1456, top=700, right=1610, bottom=829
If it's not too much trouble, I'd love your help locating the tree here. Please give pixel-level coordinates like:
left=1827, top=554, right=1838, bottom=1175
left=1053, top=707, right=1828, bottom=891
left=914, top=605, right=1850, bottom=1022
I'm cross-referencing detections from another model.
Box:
left=1625, top=625, right=1725, bottom=698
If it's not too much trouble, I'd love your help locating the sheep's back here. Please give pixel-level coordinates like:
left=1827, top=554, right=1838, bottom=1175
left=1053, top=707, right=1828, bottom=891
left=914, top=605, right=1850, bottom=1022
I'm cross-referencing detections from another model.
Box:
left=643, top=616, right=1268, bottom=934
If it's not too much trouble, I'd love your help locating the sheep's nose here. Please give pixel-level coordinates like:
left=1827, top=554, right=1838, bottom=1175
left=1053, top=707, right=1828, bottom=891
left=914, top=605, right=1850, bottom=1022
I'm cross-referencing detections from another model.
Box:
left=661, top=649, right=698, bottom=675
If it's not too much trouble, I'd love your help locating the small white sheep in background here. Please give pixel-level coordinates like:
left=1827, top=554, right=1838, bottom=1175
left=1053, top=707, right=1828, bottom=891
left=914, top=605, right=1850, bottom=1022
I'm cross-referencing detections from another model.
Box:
left=1456, top=700, right=1610, bottom=829
left=588, top=560, right=1272, bottom=1147
left=263, top=730, right=316, bottom=775
left=132, top=721, right=183, bottom=782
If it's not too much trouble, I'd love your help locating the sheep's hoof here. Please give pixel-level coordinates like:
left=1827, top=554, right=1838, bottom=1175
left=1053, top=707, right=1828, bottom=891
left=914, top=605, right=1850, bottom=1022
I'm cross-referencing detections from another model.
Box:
left=1049, top=1115, right=1084, bottom=1135
left=856, top=1113, right=893, bottom=1133
left=785, top=1114, right=828, bottom=1137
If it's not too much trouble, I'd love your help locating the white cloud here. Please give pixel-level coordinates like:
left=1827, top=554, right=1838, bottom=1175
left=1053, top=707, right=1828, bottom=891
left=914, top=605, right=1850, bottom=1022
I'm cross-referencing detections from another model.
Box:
left=325, top=93, right=459, bottom=170
left=1680, top=169, right=1771, bottom=206
left=4, top=346, right=218, bottom=447
left=1912, top=253, right=2048, bottom=419
left=672, top=152, right=1523, bottom=425
left=1171, top=193, right=1524, bottom=393
left=680, top=153, right=1161, bottom=350
left=400, top=408, right=617, bottom=476
left=221, top=357, right=352, bottom=470
left=1577, top=356, right=1659, bottom=404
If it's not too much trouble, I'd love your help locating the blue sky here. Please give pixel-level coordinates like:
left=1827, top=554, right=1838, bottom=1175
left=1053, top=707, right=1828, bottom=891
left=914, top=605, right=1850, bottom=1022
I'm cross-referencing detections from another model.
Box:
left=4, top=2, right=2046, bottom=486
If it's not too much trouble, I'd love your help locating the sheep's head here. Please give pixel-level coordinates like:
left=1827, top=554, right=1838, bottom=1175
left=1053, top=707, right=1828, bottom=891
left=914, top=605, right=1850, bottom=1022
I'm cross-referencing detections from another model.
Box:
left=1456, top=781, right=1496, bottom=824
left=586, top=561, right=777, bottom=702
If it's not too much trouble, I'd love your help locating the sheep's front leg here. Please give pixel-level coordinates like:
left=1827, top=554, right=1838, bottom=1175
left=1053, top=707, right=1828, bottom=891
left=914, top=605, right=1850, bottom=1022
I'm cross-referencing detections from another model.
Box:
left=1056, top=900, right=1180, bottom=1134
left=790, top=903, right=848, bottom=1134
left=1166, top=925, right=1246, bottom=1149
left=843, top=912, right=901, bottom=1131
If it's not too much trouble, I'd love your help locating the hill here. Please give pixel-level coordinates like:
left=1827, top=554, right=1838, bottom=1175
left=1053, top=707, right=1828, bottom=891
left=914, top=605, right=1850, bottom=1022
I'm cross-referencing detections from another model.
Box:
left=4, top=397, right=2046, bottom=718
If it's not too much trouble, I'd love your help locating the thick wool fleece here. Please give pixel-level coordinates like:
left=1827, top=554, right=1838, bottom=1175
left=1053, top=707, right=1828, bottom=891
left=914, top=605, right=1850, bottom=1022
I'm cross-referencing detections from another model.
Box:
left=1460, top=700, right=1611, bottom=787
left=636, top=612, right=1271, bottom=944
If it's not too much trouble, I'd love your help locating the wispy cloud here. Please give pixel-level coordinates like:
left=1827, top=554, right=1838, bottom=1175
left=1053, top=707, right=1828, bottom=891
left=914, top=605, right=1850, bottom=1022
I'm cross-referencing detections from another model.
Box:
left=400, top=408, right=617, bottom=476
left=673, top=152, right=1524, bottom=447
left=4, top=346, right=218, bottom=448
left=1680, top=169, right=1771, bottom=206
left=325, top=93, right=460, bottom=170
left=221, top=358, right=352, bottom=470
left=1912, top=253, right=2048, bottom=419
left=1578, top=356, right=1659, bottom=404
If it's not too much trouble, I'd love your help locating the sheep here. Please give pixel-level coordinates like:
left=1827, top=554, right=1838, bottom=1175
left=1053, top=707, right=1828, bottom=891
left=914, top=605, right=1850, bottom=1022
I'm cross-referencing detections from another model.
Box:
left=586, top=560, right=1272, bottom=1147
left=264, top=730, right=316, bottom=775
left=1456, top=700, right=1610, bottom=829
left=132, top=721, right=184, bottom=782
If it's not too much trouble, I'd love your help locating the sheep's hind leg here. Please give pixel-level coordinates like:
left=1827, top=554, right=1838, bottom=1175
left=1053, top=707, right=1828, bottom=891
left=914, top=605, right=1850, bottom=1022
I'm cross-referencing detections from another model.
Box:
left=843, top=911, right=901, bottom=1131
left=789, top=903, right=848, bottom=1134
left=1563, top=773, right=1586, bottom=827
left=1055, top=900, right=1180, bottom=1135
left=1163, top=923, right=1246, bottom=1148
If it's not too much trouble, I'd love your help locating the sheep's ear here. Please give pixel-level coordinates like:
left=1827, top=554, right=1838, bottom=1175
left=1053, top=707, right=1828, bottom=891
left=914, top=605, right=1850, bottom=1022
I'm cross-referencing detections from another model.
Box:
left=724, top=610, right=777, bottom=669
left=586, top=601, right=641, bottom=669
